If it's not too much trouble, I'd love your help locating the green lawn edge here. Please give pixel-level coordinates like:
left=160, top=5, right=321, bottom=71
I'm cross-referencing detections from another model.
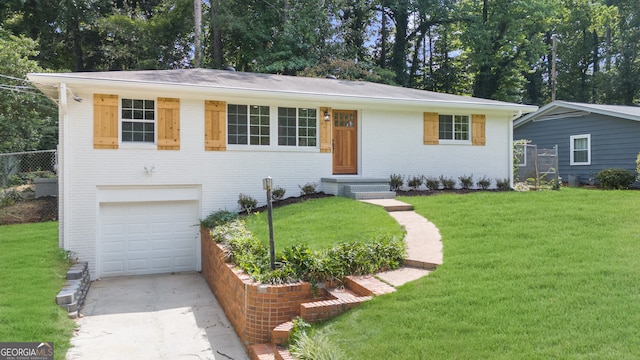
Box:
left=321, top=188, right=640, bottom=359
left=0, top=222, right=76, bottom=360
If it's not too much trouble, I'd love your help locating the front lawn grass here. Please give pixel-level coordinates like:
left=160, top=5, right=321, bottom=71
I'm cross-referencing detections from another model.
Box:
left=0, top=222, right=76, bottom=360
left=322, top=188, right=640, bottom=359
left=245, top=197, right=405, bottom=251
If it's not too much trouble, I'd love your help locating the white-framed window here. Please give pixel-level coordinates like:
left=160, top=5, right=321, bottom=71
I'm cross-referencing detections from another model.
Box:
left=278, top=107, right=317, bottom=147
left=439, top=115, right=470, bottom=141
left=515, top=144, right=527, bottom=167
left=570, top=134, right=591, bottom=165
left=121, top=98, right=155, bottom=143
left=227, top=104, right=270, bottom=145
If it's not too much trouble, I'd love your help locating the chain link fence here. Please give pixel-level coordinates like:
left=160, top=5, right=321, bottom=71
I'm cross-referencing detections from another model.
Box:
left=515, top=144, right=560, bottom=188
left=0, top=149, right=58, bottom=225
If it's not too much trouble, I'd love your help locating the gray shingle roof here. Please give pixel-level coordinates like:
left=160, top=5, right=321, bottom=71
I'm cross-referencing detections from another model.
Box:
left=514, top=100, right=640, bottom=127
left=29, top=68, right=536, bottom=112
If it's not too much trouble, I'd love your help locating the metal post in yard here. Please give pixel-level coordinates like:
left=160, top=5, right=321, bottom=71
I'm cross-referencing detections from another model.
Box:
left=263, top=177, right=276, bottom=270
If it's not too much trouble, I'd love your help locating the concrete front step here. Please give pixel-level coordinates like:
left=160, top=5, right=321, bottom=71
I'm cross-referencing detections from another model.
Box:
left=344, top=184, right=390, bottom=193
left=344, top=184, right=396, bottom=200
left=351, top=191, right=397, bottom=200
left=360, top=199, right=414, bottom=211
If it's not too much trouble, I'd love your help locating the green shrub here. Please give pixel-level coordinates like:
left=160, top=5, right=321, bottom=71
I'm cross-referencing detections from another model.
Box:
left=272, top=186, right=286, bottom=201
left=439, top=175, right=456, bottom=190
left=496, top=178, right=511, bottom=191
left=459, top=174, right=474, bottom=190
left=7, top=175, right=24, bottom=187
left=299, top=182, right=317, bottom=195
left=0, top=188, right=23, bottom=207
left=238, top=193, right=258, bottom=212
left=595, top=168, right=635, bottom=189
left=407, top=175, right=423, bottom=189
left=389, top=174, right=403, bottom=191
left=424, top=176, right=440, bottom=190
left=476, top=176, right=491, bottom=190
left=201, top=210, right=239, bottom=228
left=210, top=219, right=405, bottom=285
left=288, top=317, right=312, bottom=346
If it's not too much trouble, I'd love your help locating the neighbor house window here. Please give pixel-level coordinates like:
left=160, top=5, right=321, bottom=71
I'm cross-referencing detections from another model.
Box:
left=570, top=134, right=591, bottom=165
left=121, top=99, right=155, bottom=142
left=439, top=115, right=469, bottom=141
left=278, top=107, right=317, bottom=146
left=227, top=104, right=270, bottom=145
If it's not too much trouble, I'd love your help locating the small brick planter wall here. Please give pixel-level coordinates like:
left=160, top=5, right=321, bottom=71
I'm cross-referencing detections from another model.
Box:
left=201, top=229, right=326, bottom=348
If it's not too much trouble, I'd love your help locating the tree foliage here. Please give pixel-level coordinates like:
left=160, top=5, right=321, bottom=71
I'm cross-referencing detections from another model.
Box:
left=0, top=29, right=57, bottom=152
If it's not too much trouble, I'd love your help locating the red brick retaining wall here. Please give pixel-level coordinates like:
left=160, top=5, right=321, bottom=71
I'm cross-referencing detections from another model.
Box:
left=201, top=229, right=323, bottom=348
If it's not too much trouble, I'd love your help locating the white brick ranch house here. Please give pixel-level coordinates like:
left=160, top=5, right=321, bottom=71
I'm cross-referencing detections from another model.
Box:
left=28, top=69, right=537, bottom=279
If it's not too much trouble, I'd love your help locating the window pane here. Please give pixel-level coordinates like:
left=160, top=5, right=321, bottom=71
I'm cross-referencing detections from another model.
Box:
left=454, top=115, right=469, bottom=140
left=122, top=99, right=155, bottom=143
left=574, top=138, right=588, bottom=150
left=439, top=115, right=453, bottom=139
left=249, top=105, right=269, bottom=145
left=574, top=150, right=588, bottom=163
left=278, top=107, right=297, bottom=146
left=298, top=108, right=317, bottom=147
left=228, top=104, right=248, bottom=144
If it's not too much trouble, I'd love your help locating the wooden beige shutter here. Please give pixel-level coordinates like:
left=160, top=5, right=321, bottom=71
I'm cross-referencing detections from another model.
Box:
left=423, top=112, right=439, bottom=145
left=93, top=94, right=119, bottom=149
left=320, top=107, right=332, bottom=153
left=204, top=100, right=227, bottom=151
left=157, top=97, right=180, bottom=150
left=472, top=114, right=486, bottom=146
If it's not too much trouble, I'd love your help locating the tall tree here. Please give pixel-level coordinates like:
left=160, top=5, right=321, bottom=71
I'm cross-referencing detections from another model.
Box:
left=0, top=29, right=57, bottom=152
left=609, top=0, right=640, bottom=105
left=462, top=0, right=556, bottom=102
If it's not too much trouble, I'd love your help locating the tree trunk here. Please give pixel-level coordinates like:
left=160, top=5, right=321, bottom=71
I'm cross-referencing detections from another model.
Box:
left=211, top=0, right=223, bottom=68
left=194, top=0, right=202, bottom=68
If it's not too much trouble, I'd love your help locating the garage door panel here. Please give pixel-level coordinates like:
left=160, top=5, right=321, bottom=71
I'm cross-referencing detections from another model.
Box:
left=99, top=200, right=199, bottom=277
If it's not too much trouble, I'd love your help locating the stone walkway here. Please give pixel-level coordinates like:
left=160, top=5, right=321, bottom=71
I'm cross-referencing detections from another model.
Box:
left=361, top=199, right=443, bottom=287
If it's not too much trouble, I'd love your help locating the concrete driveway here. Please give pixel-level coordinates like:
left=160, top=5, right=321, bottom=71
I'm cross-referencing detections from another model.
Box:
left=66, top=272, right=248, bottom=360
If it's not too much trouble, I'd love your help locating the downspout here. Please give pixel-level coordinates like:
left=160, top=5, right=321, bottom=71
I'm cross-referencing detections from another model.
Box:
left=509, top=111, right=523, bottom=188
left=59, top=83, right=71, bottom=250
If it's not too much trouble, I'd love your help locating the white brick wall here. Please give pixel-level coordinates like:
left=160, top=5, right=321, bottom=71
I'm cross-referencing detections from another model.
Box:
left=63, top=90, right=513, bottom=277
left=360, top=109, right=511, bottom=182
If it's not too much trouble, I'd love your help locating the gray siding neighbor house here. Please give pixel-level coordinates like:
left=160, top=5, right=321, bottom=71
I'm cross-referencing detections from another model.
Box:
left=513, top=101, right=640, bottom=185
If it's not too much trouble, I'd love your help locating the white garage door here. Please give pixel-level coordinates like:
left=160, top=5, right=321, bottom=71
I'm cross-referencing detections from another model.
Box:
left=99, top=200, right=199, bottom=277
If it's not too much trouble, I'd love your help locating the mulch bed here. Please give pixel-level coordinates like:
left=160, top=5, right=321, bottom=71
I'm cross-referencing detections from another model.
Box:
left=245, top=192, right=335, bottom=214
left=0, top=196, right=58, bottom=225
